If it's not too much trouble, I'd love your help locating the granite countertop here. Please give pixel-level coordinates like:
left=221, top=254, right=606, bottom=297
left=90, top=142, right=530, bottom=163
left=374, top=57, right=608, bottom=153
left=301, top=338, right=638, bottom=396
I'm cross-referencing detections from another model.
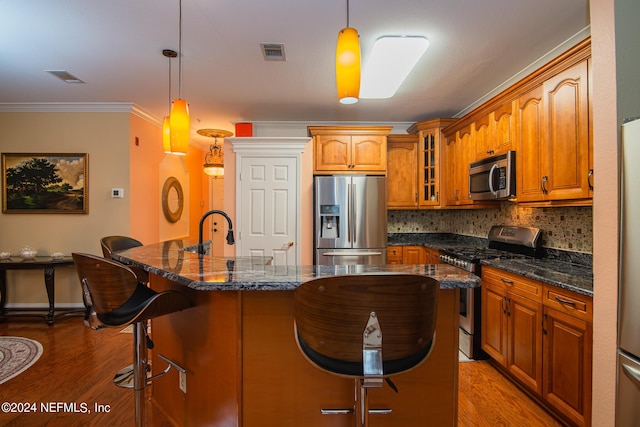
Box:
left=388, top=232, right=594, bottom=297
left=111, top=239, right=480, bottom=291
left=481, top=258, right=593, bottom=297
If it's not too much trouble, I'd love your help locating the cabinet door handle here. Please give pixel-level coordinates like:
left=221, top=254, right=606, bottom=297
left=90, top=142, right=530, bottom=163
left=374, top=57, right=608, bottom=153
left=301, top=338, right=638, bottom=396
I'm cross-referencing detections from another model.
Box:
left=501, top=278, right=513, bottom=285
left=542, top=313, right=547, bottom=335
left=554, top=296, right=576, bottom=307
left=541, top=176, right=549, bottom=194
left=588, top=169, right=594, bottom=190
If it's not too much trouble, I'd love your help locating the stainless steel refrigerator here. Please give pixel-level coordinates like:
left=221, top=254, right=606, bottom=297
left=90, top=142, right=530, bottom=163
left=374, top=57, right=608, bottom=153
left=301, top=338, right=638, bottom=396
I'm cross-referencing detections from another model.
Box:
left=617, top=117, right=640, bottom=424
left=314, top=175, right=387, bottom=265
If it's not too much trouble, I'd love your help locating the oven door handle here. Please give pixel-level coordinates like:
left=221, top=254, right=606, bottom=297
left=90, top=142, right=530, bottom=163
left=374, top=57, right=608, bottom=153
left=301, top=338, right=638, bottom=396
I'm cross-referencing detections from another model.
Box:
left=488, top=164, right=498, bottom=196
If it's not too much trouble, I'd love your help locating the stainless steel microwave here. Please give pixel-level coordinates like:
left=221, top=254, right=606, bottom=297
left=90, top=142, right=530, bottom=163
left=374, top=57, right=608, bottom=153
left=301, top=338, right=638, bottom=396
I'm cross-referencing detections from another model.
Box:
left=468, top=151, right=516, bottom=200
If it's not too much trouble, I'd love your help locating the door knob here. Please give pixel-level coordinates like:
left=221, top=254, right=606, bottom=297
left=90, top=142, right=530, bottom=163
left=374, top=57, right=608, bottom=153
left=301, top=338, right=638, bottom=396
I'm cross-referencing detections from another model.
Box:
left=287, top=241, right=294, bottom=247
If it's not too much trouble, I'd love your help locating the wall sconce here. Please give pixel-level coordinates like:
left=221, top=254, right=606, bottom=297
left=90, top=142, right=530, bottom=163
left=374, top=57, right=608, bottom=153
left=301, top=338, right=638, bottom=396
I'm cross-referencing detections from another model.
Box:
left=198, top=129, right=233, bottom=178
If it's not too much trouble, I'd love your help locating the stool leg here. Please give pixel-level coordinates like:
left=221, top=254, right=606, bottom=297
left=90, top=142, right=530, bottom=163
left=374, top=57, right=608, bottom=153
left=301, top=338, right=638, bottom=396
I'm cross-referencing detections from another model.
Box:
left=132, top=322, right=147, bottom=427
left=354, top=379, right=370, bottom=427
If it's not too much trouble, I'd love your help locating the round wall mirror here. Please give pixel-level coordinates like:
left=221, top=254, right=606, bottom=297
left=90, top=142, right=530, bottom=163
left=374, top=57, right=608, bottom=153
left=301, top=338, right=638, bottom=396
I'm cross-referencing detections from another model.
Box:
left=162, top=176, right=184, bottom=223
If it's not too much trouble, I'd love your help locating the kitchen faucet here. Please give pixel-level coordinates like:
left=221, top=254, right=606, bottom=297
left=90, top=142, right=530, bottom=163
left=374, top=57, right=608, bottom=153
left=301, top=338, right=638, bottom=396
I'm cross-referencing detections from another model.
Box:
left=198, top=209, right=235, bottom=255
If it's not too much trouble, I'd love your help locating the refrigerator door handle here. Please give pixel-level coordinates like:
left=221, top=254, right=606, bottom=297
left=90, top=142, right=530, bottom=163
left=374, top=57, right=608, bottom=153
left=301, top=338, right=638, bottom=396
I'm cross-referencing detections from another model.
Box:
left=352, top=182, right=357, bottom=242
left=347, top=183, right=352, bottom=243
left=621, top=361, right=640, bottom=389
left=322, top=251, right=383, bottom=256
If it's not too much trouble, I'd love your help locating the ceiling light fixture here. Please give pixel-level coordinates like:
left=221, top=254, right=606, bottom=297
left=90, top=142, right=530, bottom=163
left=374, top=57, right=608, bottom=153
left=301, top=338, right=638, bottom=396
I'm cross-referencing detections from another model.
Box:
left=168, top=0, right=190, bottom=156
left=360, top=36, right=430, bottom=99
left=198, top=129, right=233, bottom=178
left=335, top=0, right=360, bottom=105
left=162, top=49, right=177, bottom=154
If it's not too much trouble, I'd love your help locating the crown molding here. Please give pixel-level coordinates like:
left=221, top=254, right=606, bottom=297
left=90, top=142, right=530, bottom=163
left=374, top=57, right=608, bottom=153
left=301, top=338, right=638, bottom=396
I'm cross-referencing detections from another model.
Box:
left=0, top=102, right=163, bottom=126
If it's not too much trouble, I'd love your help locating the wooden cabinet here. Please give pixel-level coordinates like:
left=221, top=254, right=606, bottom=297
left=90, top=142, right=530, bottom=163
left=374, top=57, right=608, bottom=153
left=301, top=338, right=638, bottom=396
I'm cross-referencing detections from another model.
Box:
left=482, top=266, right=592, bottom=426
left=516, top=60, right=591, bottom=204
left=438, top=38, right=591, bottom=206
left=403, top=246, right=427, bottom=264
left=444, top=126, right=473, bottom=207
left=387, top=246, right=403, bottom=265
left=424, top=247, right=440, bottom=264
left=542, top=285, right=593, bottom=427
left=386, top=246, right=440, bottom=265
left=481, top=267, right=543, bottom=394
left=472, top=102, right=514, bottom=161
left=309, top=126, right=391, bottom=174
left=387, top=134, right=419, bottom=208
left=406, top=118, right=457, bottom=208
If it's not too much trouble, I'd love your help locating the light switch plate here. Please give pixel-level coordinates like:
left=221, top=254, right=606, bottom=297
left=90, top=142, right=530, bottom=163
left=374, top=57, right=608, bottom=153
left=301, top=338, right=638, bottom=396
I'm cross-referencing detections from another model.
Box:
left=111, top=188, right=124, bottom=198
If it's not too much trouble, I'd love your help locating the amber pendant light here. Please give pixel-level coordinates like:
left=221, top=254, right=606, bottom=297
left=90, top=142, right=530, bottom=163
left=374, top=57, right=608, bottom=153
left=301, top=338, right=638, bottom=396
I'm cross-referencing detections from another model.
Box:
left=169, top=0, right=190, bottom=155
left=162, top=49, right=177, bottom=154
left=336, top=0, right=360, bottom=104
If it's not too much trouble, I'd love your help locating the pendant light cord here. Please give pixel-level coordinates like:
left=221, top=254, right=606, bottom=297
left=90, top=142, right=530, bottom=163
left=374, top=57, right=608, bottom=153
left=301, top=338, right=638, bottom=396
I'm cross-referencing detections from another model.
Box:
left=178, top=0, right=183, bottom=100
left=167, top=57, right=172, bottom=110
left=346, top=0, right=350, bottom=27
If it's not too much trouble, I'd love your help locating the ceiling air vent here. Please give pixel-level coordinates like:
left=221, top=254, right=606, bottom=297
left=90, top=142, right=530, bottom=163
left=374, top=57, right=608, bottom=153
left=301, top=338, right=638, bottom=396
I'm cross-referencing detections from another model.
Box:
left=260, top=43, right=286, bottom=62
left=46, top=70, right=85, bottom=84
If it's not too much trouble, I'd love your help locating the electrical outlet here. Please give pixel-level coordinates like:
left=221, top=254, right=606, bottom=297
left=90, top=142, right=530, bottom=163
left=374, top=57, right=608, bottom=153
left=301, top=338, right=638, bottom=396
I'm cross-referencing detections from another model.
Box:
left=179, top=370, right=187, bottom=394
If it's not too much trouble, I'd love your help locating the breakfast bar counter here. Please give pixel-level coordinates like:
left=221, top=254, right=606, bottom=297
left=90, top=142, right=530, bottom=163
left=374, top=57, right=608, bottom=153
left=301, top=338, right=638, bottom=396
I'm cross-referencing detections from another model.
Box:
left=113, top=240, right=479, bottom=427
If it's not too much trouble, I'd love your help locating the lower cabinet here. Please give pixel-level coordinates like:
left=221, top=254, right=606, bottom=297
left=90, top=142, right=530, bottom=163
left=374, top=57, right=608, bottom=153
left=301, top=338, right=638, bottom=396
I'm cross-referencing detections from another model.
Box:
left=481, top=266, right=592, bottom=426
left=481, top=268, right=543, bottom=394
left=386, top=246, right=440, bottom=265
left=543, top=306, right=593, bottom=427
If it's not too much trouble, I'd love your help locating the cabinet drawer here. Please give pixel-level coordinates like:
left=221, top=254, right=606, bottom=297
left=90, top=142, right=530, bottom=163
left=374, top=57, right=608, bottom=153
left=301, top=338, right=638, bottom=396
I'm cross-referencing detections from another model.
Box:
left=543, top=284, right=592, bottom=322
left=482, top=266, right=542, bottom=302
left=387, top=247, right=403, bottom=264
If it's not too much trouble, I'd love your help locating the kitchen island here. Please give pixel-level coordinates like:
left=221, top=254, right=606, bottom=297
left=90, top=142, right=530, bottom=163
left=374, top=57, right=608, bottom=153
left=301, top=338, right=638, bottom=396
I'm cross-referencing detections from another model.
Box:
left=112, top=240, right=480, bottom=427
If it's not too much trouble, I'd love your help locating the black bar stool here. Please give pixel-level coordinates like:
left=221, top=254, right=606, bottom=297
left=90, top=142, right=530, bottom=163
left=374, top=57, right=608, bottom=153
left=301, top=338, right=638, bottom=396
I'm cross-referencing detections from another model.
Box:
left=100, top=235, right=149, bottom=284
left=72, top=252, right=192, bottom=427
left=294, top=273, right=439, bottom=426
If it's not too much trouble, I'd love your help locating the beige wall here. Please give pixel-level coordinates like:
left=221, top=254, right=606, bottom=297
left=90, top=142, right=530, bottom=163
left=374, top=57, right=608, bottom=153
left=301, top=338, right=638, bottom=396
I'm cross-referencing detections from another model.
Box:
left=0, top=112, right=131, bottom=305
left=0, top=110, right=206, bottom=306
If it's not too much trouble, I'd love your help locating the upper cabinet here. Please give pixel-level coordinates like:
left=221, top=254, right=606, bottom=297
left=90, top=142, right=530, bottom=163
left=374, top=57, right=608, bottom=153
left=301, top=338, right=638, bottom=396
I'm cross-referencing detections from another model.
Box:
left=472, top=102, right=515, bottom=161
left=407, top=118, right=457, bottom=209
left=444, top=126, right=473, bottom=207
left=516, top=60, right=590, bottom=204
left=387, top=134, right=419, bottom=209
left=309, top=126, right=392, bottom=174
left=440, top=37, right=592, bottom=207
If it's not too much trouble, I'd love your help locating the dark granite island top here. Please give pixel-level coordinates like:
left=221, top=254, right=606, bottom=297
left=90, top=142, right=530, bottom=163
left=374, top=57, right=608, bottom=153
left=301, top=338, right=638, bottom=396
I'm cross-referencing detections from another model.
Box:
left=110, top=239, right=471, bottom=426
left=111, top=239, right=480, bottom=291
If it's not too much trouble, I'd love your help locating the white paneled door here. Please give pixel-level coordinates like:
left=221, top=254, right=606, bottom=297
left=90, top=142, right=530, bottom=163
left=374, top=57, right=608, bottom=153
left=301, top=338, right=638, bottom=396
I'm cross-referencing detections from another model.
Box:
left=239, top=156, right=297, bottom=265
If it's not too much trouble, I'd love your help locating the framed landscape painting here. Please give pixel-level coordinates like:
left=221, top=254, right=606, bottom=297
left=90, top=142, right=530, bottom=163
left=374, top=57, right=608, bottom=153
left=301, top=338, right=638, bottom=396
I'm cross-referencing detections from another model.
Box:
left=2, top=153, right=88, bottom=214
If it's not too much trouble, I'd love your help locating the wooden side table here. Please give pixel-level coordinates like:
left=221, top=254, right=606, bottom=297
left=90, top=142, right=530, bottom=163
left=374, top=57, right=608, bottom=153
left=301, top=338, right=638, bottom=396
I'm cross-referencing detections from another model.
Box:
left=0, top=256, right=87, bottom=325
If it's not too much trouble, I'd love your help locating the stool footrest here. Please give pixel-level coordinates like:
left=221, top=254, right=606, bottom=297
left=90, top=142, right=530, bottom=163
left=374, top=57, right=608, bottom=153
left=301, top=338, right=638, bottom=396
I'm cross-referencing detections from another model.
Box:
left=320, top=408, right=392, bottom=415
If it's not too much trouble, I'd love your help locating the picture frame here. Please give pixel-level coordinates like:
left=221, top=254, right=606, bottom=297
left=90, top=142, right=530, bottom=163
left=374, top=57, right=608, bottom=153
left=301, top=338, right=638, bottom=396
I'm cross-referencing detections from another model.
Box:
left=1, top=153, right=88, bottom=214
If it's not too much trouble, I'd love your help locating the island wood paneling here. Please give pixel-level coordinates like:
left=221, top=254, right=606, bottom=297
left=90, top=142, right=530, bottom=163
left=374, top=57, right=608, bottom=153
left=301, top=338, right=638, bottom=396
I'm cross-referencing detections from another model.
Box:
left=150, top=274, right=459, bottom=426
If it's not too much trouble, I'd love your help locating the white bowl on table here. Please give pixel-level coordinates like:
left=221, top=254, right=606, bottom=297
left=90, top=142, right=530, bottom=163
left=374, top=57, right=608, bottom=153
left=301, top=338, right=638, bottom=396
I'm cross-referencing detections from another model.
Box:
left=19, top=246, right=38, bottom=260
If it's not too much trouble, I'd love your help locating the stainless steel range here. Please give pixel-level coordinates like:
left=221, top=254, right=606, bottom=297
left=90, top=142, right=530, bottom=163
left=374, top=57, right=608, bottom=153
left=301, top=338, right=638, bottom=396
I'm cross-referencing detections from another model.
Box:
left=439, top=225, right=543, bottom=359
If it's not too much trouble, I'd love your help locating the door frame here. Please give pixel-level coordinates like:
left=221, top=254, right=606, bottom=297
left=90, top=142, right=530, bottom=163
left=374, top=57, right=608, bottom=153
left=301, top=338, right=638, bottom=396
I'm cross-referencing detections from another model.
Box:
left=230, top=137, right=309, bottom=264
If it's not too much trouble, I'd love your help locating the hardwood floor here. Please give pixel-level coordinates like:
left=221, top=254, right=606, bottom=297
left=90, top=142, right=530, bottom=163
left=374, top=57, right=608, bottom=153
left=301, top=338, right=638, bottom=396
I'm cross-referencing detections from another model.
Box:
left=1, top=317, right=563, bottom=426
left=0, top=316, right=172, bottom=427
left=458, top=360, right=564, bottom=426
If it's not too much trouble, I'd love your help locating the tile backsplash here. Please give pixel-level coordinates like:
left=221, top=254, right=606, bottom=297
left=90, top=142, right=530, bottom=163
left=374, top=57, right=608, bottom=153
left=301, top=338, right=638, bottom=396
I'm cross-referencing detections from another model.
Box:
left=388, top=204, right=593, bottom=253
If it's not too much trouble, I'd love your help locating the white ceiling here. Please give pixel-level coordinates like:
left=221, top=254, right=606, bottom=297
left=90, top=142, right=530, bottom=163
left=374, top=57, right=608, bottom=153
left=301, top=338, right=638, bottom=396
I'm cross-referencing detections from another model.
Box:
left=0, top=0, right=590, bottom=141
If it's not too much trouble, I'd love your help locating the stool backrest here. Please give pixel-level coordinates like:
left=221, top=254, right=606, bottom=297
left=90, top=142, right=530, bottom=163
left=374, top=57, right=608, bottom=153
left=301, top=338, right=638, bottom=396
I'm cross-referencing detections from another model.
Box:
left=294, top=274, right=438, bottom=370
left=72, top=252, right=139, bottom=315
left=100, top=235, right=143, bottom=258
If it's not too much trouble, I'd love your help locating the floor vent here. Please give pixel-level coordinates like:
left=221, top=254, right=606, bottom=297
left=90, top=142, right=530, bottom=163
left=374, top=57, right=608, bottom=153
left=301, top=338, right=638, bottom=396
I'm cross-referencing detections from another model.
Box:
left=260, top=43, right=286, bottom=62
